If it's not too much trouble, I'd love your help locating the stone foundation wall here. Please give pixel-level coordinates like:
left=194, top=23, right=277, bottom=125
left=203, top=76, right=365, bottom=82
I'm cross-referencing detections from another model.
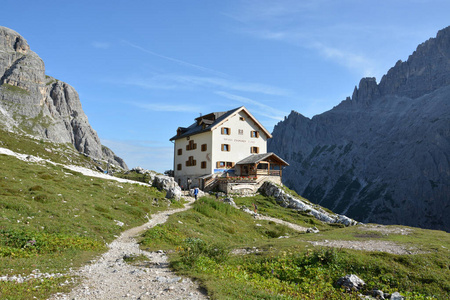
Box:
left=219, top=176, right=282, bottom=195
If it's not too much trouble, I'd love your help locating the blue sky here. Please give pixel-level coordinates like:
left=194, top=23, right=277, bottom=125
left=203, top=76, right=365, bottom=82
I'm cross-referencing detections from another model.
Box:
left=2, top=0, right=449, bottom=172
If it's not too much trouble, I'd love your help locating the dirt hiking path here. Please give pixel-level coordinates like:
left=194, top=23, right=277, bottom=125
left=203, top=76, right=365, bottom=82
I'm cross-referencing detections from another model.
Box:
left=51, top=197, right=208, bottom=300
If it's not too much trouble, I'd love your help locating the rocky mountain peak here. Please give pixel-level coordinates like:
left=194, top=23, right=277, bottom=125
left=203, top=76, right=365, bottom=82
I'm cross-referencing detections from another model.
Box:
left=351, top=77, right=380, bottom=105
left=381, top=26, right=449, bottom=99
left=0, top=27, right=30, bottom=54
left=0, top=26, right=127, bottom=170
left=269, top=26, right=450, bottom=231
left=348, top=26, right=450, bottom=106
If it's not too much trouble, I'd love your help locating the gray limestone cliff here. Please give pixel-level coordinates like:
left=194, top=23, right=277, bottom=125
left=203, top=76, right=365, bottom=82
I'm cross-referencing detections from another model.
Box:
left=268, top=26, right=450, bottom=231
left=0, top=26, right=127, bottom=169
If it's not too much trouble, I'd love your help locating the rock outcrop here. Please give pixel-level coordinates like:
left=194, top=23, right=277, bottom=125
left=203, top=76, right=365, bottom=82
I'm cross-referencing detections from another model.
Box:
left=259, top=181, right=358, bottom=226
left=0, top=26, right=127, bottom=169
left=153, top=175, right=182, bottom=200
left=269, top=26, right=450, bottom=231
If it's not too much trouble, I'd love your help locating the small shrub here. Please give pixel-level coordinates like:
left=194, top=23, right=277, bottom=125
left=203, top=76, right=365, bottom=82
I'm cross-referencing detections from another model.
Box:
left=194, top=197, right=235, bottom=217
left=264, top=224, right=288, bottom=238
left=0, top=229, right=104, bottom=257
left=123, top=254, right=148, bottom=264
left=179, top=237, right=229, bottom=266
left=140, top=224, right=184, bottom=247
left=39, top=173, right=53, bottom=180
left=29, top=185, right=43, bottom=191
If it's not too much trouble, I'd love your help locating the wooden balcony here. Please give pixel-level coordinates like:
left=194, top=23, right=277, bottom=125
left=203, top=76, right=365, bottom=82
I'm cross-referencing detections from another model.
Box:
left=256, top=170, right=281, bottom=176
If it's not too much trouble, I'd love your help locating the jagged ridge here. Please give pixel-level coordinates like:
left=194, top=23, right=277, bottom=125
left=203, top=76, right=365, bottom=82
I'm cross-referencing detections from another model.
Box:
left=269, top=26, right=450, bottom=231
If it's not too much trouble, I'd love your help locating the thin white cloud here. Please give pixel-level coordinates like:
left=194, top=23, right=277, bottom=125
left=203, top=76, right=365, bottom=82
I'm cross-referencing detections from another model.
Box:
left=92, top=41, right=110, bottom=49
left=215, top=91, right=288, bottom=121
left=243, top=27, right=380, bottom=77
left=310, top=42, right=378, bottom=77
left=225, top=1, right=393, bottom=79
left=121, top=40, right=228, bottom=77
left=122, top=74, right=291, bottom=96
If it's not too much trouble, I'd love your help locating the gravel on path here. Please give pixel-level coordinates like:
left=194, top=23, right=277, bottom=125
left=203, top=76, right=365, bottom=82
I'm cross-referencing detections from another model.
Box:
left=51, top=198, right=208, bottom=300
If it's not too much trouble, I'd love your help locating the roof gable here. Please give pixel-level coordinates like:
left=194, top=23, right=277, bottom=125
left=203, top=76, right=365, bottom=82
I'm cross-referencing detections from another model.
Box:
left=169, top=106, right=272, bottom=141
left=236, top=152, right=289, bottom=166
left=209, top=106, right=272, bottom=139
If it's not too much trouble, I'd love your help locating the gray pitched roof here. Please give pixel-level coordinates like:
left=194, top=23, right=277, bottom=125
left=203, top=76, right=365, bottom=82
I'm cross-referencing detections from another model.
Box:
left=236, top=152, right=289, bottom=166
left=169, top=106, right=272, bottom=141
left=169, top=107, right=241, bottom=141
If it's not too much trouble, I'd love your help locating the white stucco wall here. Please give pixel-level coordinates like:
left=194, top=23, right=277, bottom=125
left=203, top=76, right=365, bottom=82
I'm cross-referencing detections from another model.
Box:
left=173, top=131, right=213, bottom=188
left=173, top=109, right=270, bottom=188
left=211, top=110, right=268, bottom=173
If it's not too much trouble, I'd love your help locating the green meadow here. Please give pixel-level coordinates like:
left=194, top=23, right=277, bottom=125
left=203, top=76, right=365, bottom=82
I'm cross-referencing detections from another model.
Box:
left=0, top=132, right=181, bottom=299
left=140, top=196, right=450, bottom=299
left=1, top=130, right=449, bottom=299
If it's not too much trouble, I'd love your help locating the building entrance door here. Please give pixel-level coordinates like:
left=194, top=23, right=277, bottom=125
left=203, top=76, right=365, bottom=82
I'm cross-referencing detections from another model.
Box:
left=242, top=165, right=249, bottom=176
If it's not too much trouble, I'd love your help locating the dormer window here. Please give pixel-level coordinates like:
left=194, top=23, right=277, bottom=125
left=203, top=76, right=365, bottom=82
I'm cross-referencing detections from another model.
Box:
left=177, top=127, right=188, bottom=136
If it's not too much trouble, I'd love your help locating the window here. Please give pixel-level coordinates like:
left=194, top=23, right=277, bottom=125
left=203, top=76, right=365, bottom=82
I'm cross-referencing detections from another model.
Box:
left=177, top=164, right=182, bottom=170
left=177, top=149, right=182, bottom=156
left=221, top=127, right=231, bottom=135
left=216, top=161, right=235, bottom=169
left=186, top=140, right=197, bottom=151
left=238, top=129, right=243, bottom=135
left=201, top=144, right=207, bottom=151
left=186, top=156, right=196, bottom=167
left=201, top=161, right=207, bottom=169
left=251, top=147, right=259, bottom=154
left=250, top=131, right=259, bottom=138
left=221, top=144, right=230, bottom=152
left=239, top=117, right=245, bottom=121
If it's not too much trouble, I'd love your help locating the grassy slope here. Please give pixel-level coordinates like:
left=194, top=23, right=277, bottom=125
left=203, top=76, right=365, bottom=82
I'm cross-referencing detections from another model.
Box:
left=140, top=196, right=450, bottom=299
left=1, top=129, right=449, bottom=299
left=0, top=132, right=183, bottom=300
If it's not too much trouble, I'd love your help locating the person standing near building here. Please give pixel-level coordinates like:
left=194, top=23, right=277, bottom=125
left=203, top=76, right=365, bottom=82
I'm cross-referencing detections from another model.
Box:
left=194, top=187, right=199, bottom=201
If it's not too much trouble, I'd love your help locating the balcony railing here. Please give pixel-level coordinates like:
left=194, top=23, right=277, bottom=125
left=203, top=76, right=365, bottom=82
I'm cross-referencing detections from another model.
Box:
left=217, top=176, right=257, bottom=183
left=256, top=170, right=281, bottom=176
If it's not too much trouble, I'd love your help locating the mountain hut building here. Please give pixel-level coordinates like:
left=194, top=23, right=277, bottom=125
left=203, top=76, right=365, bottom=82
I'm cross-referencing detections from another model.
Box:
left=169, top=106, right=289, bottom=194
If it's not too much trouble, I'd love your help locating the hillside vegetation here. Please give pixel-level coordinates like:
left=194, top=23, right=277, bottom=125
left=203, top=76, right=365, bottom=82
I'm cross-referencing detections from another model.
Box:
left=0, top=132, right=181, bottom=299
left=140, top=197, right=450, bottom=299
left=0, top=131, right=449, bottom=299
